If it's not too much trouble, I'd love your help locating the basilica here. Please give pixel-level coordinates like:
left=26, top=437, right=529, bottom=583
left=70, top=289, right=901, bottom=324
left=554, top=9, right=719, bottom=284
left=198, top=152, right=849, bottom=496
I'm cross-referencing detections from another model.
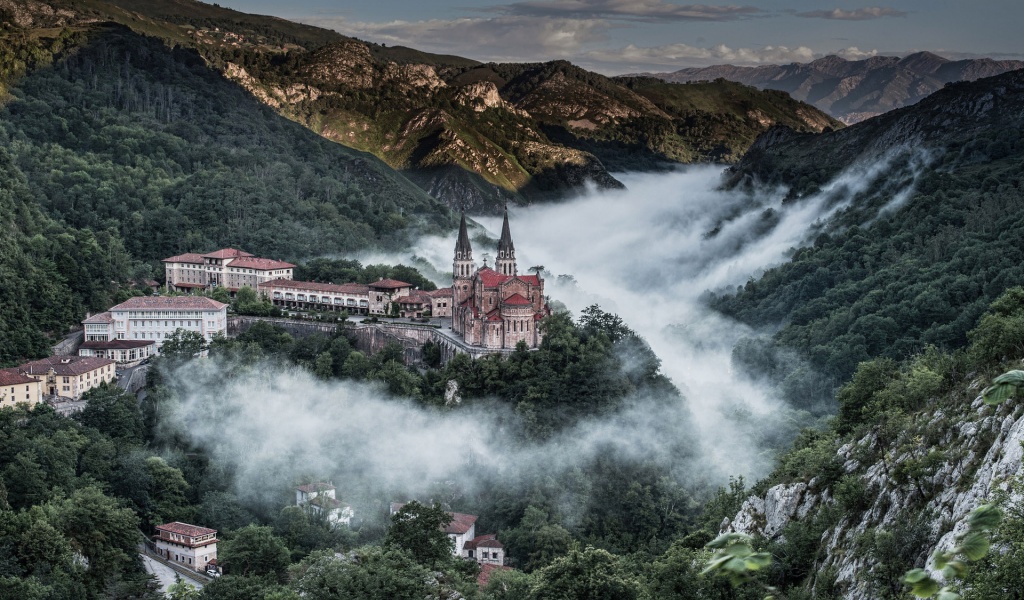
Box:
left=452, top=209, right=550, bottom=350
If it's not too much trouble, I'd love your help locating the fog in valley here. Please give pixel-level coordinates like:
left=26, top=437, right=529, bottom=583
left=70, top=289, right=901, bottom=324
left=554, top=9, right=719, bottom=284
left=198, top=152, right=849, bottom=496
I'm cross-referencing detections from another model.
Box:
left=164, top=155, right=929, bottom=518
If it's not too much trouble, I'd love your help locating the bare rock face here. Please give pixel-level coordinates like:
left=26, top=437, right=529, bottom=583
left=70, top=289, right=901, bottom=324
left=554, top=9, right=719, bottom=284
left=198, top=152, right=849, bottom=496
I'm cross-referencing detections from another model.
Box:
left=724, top=392, right=1024, bottom=600
left=0, top=0, right=76, bottom=27
left=303, top=41, right=377, bottom=88
left=454, top=81, right=529, bottom=117
left=381, top=62, right=446, bottom=91
left=224, top=63, right=322, bottom=108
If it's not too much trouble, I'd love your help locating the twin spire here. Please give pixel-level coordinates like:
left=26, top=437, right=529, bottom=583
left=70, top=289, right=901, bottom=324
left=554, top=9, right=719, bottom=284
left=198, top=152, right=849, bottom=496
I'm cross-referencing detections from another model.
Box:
left=454, top=206, right=517, bottom=278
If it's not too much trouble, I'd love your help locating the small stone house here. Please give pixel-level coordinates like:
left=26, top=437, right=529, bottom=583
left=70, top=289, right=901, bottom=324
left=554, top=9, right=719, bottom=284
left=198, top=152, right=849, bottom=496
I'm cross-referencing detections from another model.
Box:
left=296, top=483, right=354, bottom=527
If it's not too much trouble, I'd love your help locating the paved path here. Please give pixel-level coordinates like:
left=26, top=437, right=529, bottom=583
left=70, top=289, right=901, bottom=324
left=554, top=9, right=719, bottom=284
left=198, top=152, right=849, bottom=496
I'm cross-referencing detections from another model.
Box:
left=141, top=554, right=205, bottom=593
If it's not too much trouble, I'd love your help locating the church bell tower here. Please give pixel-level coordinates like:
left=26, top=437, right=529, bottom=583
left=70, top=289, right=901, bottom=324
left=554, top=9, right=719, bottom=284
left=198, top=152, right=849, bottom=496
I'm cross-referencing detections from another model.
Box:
left=495, top=206, right=517, bottom=277
left=453, top=212, right=475, bottom=306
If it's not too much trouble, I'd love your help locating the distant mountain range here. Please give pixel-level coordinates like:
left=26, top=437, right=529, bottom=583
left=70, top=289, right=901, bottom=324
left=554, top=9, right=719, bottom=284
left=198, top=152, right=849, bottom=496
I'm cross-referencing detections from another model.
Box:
left=640, top=52, right=1024, bottom=124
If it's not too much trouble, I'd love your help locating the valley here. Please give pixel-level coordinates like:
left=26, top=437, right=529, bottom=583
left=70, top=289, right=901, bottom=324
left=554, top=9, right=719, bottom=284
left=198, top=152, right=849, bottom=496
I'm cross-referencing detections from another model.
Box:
left=1, top=1, right=1023, bottom=599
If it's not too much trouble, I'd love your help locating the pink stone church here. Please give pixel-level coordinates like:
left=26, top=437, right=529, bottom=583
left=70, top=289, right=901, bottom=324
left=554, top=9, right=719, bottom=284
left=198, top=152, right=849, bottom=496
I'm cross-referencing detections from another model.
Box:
left=452, top=208, right=549, bottom=350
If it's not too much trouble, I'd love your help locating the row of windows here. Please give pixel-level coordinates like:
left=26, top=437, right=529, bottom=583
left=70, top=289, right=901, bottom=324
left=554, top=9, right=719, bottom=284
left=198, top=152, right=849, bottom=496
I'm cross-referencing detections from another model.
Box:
left=123, top=311, right=217, bottom=318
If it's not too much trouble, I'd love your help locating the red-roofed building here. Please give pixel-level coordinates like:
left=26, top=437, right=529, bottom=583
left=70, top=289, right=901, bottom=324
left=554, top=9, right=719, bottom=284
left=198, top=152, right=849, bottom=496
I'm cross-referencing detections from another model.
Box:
left=154, top=522, right=218, bottom=573
left=463, top=534, right=505, bottom=566
left=17, top=356, right=115, bottom=400
left=477, top=563, right=512, bottom=588
left=0, top=369, right=43, bottom=408
left=426, top=287, right=454, bottom=318
left=163, top=248, right=294, bottom=294
left=389, top=503, right=484, bottom=557
left=368, top=279, right=415, bottom=315
left=85, top=296, right=229, bottom=351
left=451, top=209, right=550, bottom=350
left=259, top=279, right=371, bottom=315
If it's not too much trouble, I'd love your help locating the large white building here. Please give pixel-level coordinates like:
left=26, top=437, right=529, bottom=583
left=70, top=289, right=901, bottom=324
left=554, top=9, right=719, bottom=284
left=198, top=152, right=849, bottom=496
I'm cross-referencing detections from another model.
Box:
left=84, top=297, right=228, bottom=349
left=163, top=248, right=295, bottom=294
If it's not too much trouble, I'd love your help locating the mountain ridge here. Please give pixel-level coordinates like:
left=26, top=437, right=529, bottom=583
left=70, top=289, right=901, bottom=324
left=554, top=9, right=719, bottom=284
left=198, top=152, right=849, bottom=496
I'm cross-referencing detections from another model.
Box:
left=2, top=0, right=842, bottom=211
left=640, top=51, right=1024, bottom=124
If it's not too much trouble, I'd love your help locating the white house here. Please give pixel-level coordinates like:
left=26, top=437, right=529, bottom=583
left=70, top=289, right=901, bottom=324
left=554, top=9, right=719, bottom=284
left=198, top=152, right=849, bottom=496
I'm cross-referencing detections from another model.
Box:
left=296, top=483, right=354, bottom=527
left=90, top=296, right=228, bottom=348
left=389, top=502, right=478, bottom=556
left=154, top=522, right=218, bottom=573
left=462, top=534, right=505, bottom=566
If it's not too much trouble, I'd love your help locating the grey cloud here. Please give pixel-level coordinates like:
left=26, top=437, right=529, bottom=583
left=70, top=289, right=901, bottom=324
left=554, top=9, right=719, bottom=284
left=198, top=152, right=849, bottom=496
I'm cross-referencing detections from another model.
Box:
left=796, top=7, right=907, bottom=20
left=493, top=0, right=762, bottom=22
left=298, top=15, right=611, bottom=62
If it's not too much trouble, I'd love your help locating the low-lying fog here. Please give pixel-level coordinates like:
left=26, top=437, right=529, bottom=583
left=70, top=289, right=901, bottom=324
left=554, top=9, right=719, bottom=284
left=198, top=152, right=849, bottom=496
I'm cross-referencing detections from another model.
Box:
left=166, top=157, right=927, bottom=514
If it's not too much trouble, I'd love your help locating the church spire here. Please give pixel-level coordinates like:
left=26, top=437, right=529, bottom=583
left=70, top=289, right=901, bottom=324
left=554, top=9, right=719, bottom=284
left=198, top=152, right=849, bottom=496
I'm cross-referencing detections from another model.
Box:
left=495, top=205, right=517, bottom=276
left=455, top=212, right=473, bottom=260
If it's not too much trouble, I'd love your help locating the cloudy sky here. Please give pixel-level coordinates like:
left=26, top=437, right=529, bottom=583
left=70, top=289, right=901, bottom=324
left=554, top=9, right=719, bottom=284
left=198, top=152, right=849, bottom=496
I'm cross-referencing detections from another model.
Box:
left=220, top=0, right=1023, bottom=73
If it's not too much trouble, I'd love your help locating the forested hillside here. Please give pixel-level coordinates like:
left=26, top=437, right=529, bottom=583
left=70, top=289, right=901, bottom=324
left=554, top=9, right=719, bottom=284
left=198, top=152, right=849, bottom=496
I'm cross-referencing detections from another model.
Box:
left=0, top=23, right=453, bottom=362
left=3, top=0, right=841, bottom=210
left=713, top=69, right=1024, bottom=383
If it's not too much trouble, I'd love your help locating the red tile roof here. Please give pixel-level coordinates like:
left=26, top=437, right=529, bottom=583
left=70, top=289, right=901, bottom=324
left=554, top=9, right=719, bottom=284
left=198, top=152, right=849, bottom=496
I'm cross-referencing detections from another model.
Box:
left=426, top=288, right=453, bottom=298
left=445, top=512, right=478, bottom=535
left=0, top=368, right=36, bottom=386
left=262, top=279, right=369, bottom=295
left=297, top=482, right=335, bottom=493
left=156, top=522, right=217, bottom=537
left=478, top=564, right=511, bottom=588
left=477, top=268, right=511, bottom=287
left=79, top=340, right=155, bottom=350
left=170, top=283, right=206, bottom=289
left=111, top=296, right=227, bottom=311
left=486, top=309, right=503, bottom=322
left=83, top=311, right=114, bottom=324
left=514, top=275, right=541, bottom=286
left=503, top=293, right=532, bottom=306
left=464, top=534, right=503, bottom=550
left=202, top=248, right=253, bottom=259
left=162, top=253, right=205, bottom=264
left=228, top=256, right=295, bottom=270
left=369, top=278, right=413, bottom=290
left=18, top=356, right=115, bottom=377
left=397, top=293, right=430, bottom=305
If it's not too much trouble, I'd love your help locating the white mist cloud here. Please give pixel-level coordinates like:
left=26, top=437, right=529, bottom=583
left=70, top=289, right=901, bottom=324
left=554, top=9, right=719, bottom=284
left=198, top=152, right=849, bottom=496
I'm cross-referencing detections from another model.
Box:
left=493, top=0, right=762, bottom=22
left=298, top=15, right=611, bottom=62
left=796, top=7, right=907, bottom=21
left=583, top=42, right=818, bottom=68
left=163, top=152, right=932, bottom=512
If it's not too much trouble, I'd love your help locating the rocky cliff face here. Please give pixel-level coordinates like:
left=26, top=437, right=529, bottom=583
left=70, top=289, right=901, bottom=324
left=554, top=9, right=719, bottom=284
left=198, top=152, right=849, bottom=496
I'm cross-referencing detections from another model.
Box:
left=723, top=387, right=1024, bottom=599
left=645, top=52, right=1024, bottom=124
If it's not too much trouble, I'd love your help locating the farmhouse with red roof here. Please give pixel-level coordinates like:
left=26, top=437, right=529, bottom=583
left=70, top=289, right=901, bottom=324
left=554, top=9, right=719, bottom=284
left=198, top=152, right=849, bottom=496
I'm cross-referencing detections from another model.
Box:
left=452, top=208, right=550, bottom=350
left=153, top=522, right=219, bottom=573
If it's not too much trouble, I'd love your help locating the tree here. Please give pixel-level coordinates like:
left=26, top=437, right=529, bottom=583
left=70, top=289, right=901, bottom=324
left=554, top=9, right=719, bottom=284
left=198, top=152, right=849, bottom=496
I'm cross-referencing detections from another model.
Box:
left=502, top=506, right=572, bottom=572
left=161, top=329, right=208, bottom=361
left=47, top=486, right=141, bottom=589
left=77, top=385, right=144, bottom=445
left=384, top=501, right=454, bottom=568
left=219, top=525, right=292, bottom=582
left=531, top=545, right=642, bottom=600
left=293, top=548, right=437, bottom=600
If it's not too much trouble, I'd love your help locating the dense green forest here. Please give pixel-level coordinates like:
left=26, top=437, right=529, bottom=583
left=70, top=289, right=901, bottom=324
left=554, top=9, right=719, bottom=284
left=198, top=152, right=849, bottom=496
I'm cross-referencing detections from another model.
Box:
left=0, top=24, right=454, bottom=364
left=1, top=26, right=451, bottom=263
left=713, top=69, right=1024, bottom=385
left=0, top=306, right=745, bottom=600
